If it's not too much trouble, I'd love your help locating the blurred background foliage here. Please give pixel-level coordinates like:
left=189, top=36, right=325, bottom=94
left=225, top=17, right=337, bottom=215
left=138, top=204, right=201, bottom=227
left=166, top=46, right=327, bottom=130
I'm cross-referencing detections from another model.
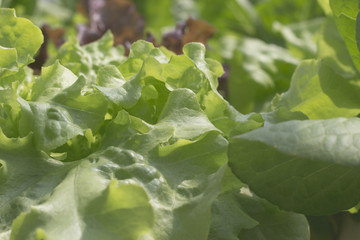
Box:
left=0, top=0, right=328, bottom=113
left=1, top=0, right=360, bottom=239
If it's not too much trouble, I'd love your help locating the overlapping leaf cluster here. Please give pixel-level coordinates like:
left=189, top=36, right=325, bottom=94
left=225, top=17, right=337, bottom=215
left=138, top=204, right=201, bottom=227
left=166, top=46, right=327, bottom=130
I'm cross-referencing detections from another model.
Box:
left=133, top=0, right=325, bottom=113
left=1, top=0, right=360, bottom=239
left=0, top=8, right=304, bottom=240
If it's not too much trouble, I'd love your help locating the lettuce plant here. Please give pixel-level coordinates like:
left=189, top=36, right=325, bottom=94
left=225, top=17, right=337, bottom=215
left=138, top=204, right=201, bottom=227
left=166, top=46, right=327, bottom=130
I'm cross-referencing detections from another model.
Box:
left=1, top=0, right=360, bottom=238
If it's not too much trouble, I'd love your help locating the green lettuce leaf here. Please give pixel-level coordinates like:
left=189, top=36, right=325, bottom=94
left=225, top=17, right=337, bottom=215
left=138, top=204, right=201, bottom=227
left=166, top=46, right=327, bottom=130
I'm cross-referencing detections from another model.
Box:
left=229, top=118, right=360, bottom=215
left=15, top=62, right=107, bottom=154
left=255, top=0, right=323, bottom=35
left=0, top=24, right=233, bottom=239
left=236, top=188, right=309, bottom=240
left=273, top=19, right=323, bottom=59
left=4, top=5, right=357, bottom=239
left=228, top=38, right=299, bottom=113
left=0, top=130, right=74, bottom=239
left=209, top=168, right=310, bottom=240
left=2, top=89, right=228, bottom=239
left=0, top=67, right=33, bottom=138
left=317, top=0, right=332, bottom=15
left=317, top=18, right=358, bottom=78
left=0, top=8, right=43, bottom=75
left=273, top=59, right=360, bottom=119
left=330, top=0, right=360, bottom=71
left=133, top=0, right=174, bottom=39
left=54, top=31, right=126, bottom=83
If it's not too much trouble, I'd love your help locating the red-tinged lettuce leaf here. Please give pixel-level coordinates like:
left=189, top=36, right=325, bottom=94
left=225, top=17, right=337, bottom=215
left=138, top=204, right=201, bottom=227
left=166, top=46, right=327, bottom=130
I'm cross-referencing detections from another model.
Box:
left=29, top=25, right=65, bottom=74
left=162, top=18, right=216, bottom=55
left=77, top=0, right=144, bottom=46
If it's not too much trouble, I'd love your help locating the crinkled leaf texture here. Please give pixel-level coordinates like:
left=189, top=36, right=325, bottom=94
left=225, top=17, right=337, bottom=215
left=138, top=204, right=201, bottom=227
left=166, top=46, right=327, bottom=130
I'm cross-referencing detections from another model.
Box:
left=1, top=91, right=228, bottom=240
left=0, top=8, right=43, bottom=76
left=273, top=59, right=360, bottom=119
left=0, top=24, right=232, bottom=239
left=0, top=9, right=312, bottom=240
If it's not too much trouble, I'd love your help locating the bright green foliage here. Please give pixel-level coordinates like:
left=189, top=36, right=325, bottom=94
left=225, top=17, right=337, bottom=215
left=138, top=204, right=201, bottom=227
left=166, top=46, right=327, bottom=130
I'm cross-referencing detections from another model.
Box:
left=330, top=0, right=360, bottom=71
left=256, top=0, right=323, bottom=31
left=0, top=31, right=231, bottom=240
left=228, top=38, right=299, bottom=113
left=227, top=0, right=360, bottom=222
left=273, top=60, right=360, bottom=119
left=134, top=0, right=325, bottom=114
left=0, top=0, right=80, bottom=26
left=0, top=8, right=43, bottom=75
left=195, top=0, right=258, bottom=35
left=2, top=0, right=360, bottom=239
left=274, top=19, right=323, bottom=59
left=208, top=168, right=309, bottom=240
left=0, top=9, right=245, bottom=240
left=54, top=31, right=127, bottom=83
left=317, top=19, right=358, bottom=78
left=133, top=0, right=174, bottom=38
left=229, top=118, right=360, bottom=215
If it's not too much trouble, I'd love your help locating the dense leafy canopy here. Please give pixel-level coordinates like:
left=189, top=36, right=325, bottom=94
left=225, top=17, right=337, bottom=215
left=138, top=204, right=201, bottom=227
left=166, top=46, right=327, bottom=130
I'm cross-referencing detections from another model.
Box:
left=1, top=0, right=360, bottom=239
